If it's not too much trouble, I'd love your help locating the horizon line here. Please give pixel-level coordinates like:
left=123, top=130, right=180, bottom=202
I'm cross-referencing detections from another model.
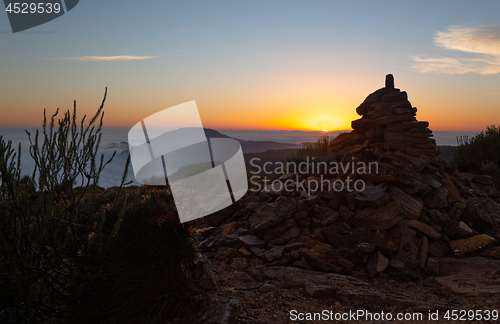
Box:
left=0, top=125, right=485, bottom=133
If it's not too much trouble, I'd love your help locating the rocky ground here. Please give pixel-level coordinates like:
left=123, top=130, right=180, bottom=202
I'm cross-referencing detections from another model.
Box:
left=190, top=256, right=500, bottom=323
left=178, top=75, right=500, bottom=323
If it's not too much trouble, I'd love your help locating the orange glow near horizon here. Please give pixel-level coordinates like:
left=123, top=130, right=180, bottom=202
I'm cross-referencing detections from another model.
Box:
left=0, top=97, right=494, bottom=133
left=0, top=75, right=497, bottom=133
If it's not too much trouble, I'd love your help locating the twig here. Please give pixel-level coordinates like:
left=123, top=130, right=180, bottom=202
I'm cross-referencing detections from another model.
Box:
left=234, top=281, right=271, bottom=291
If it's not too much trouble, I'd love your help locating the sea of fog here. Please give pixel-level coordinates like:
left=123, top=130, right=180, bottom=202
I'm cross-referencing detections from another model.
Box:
left=219, top=129, right=481, bottom=145
left=0, top=127, right=480, bottom=189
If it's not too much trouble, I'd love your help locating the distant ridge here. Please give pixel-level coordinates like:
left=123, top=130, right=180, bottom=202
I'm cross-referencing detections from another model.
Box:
left=204, top=128, right=302, bottom=153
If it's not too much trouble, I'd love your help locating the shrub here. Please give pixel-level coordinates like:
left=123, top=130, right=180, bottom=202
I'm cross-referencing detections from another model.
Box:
left=0, top=90, right=199, bottom=323
left=452, top=125, right=500, bottom=188
left=287, top=133, right=331, bottom=164
left=76, top=186, right=198, bottom=323
left=0, top=89, right=128, bottom=322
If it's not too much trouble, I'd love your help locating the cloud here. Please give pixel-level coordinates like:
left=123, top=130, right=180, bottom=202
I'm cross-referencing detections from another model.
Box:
left=435, top=25, right=500, bottom=55
left=52, top=55, right=157, bottom=61
left=412, top=25, right=500, bottom=74
left=411, top=56, right=500, bottom=75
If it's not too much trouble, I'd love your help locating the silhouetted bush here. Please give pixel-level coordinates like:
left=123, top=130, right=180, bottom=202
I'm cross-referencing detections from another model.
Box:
left=452, top=125, right=500, bottom=188
left=287, top=133, right=331, bottom=164
left=74, top=185, right=199, bottom=324
left=0, top=90, right=199, bottom=323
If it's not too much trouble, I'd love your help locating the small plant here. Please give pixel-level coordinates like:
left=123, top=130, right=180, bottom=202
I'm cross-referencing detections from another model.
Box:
left=79, top=186, right=198, bottom=323
left=287, top=133, right=331, bottom=163
left=452, top=125, right=500, bottom=187
left=0, top=89, right=130, bottom=322
left=0, top=89, right=200, bottom=323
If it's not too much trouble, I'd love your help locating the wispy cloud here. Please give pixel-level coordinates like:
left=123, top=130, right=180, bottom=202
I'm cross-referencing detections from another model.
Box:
left=411, top=56, right=500, bottom=75
left=435, top=25, right=500, bottom=55
left=52, top=55, right=157, bottom=61
left=412, top=25, right=500, bottom=74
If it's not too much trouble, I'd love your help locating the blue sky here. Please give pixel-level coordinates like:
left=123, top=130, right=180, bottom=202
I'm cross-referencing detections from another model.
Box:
left=1, top=1, right=500, bottom=131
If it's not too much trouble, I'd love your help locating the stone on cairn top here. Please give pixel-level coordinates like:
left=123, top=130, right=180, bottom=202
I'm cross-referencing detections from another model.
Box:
left=385, top=74, right=394, bottom=91
left=333, top=74, right=440, bottom=156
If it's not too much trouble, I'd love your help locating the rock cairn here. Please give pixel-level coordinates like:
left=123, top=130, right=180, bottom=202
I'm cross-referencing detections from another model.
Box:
left=335, top=74, right=439, bottom=157
left=200, top=75, right=500, bottom=280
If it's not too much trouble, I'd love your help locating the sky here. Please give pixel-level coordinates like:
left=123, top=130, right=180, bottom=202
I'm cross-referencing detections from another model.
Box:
left=1, top=1, right=499, bottom=132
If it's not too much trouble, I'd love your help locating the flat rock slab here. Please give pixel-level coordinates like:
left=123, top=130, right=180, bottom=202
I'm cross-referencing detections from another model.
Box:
left=238, top=235, right=266, bottom=248
left=352, top=201, right=404, bottom=230
left=262, top=266, right=426, bottom=307
left=392, top=187, right=423, bottom=219
left=408, top=219, right=441, bottom=239
left=436, top=257, right=500, bottom=297
left=450, top=234, right=496, bottom=256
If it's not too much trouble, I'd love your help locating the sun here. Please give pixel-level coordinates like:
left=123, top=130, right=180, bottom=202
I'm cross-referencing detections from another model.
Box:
left=322, top=129, right=329, bottom=132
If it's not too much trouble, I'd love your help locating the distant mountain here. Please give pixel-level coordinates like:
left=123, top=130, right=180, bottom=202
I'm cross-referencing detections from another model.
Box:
left=113, top=129, right=455, bottom=163
left=203, top=129, right=232, bottom=139
left=204, top=128, right=301, bottom=153
left=114, top=128, right=300, bottom=154
left=98, top=130, right=457, bottom=187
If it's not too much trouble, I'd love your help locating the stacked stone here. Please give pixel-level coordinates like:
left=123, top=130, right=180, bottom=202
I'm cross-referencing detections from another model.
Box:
left=350, top=74, right=439, bottom=156
left=200, top=75, right=499, bottom=281
left=201, top=167, right=498, bottom=278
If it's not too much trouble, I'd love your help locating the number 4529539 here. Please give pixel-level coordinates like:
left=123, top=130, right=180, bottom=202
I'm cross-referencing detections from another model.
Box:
left=444, top=310, right=498, bottom=321
left=5, top=3, right=61, bottom=14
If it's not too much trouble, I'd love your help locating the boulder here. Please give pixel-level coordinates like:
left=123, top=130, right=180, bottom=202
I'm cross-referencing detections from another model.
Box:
left=392, top=187, right=423, bottom=219
left=352, top=202, right=404, bottom=230
left=450, top=234, right=496, bottom=256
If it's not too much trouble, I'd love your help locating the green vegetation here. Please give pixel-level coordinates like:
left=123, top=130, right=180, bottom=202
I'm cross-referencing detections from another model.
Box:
left=287, top=133, right=332, bottom=164
left=452, top=125, right=500, bottom=188
left=0, top=90, right=198, bottom=323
